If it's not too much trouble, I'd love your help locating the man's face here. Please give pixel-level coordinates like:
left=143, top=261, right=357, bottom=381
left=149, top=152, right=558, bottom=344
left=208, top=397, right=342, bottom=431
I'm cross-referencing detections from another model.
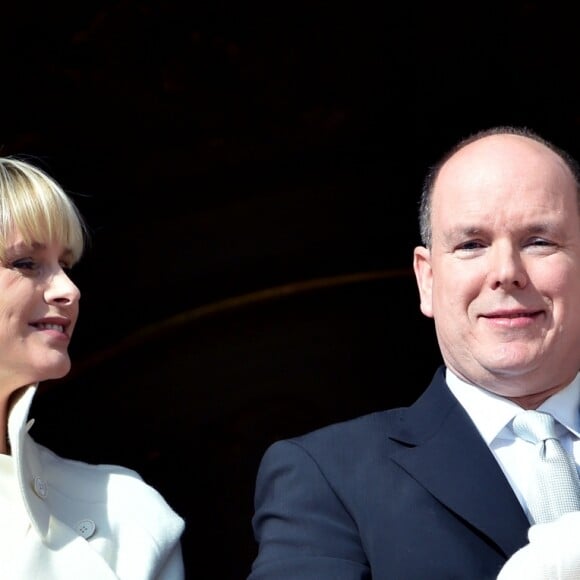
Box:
left=413, top=134, right=580, bottom=398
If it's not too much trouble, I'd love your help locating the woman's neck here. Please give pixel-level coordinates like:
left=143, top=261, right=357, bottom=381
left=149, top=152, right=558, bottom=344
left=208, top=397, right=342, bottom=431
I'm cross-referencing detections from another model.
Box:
left=0, top=386, right=27, bottom=455
left=0, top=397, right=10, bottom=454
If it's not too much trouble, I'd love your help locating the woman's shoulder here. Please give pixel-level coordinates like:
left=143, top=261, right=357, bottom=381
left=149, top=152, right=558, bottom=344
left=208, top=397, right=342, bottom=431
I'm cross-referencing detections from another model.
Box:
left=33, top=439, right=184, bottom=534
left=16, top=437, right=185, bottom=577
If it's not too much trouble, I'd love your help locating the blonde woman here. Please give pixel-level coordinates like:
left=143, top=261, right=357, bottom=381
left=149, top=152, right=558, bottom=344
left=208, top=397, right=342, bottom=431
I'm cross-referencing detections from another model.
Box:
left=0, top=157, right=185, bottom=579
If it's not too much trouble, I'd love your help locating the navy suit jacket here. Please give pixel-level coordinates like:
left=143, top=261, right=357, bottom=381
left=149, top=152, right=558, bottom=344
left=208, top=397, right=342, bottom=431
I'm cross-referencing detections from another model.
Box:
left=248, top=366, right=532, bottom=579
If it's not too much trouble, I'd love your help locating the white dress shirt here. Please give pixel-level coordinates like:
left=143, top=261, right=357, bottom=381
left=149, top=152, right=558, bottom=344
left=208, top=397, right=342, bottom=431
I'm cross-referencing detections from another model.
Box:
left=445, top=369, right=580, bottom=523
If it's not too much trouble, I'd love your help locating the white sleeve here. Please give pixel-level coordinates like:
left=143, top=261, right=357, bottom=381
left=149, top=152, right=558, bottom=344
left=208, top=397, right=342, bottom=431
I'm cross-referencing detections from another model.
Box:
left=155, top=541, right=185, bottom=580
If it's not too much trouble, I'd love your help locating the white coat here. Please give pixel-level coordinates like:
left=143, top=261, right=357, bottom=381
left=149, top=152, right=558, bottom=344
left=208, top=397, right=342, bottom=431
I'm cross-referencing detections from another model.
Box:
left=4, top=384, right=185, bottom=579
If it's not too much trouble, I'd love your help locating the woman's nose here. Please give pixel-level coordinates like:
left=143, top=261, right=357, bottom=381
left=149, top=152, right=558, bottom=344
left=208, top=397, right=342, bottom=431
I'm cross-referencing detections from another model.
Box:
left=44, top=268, right=81, bottom=304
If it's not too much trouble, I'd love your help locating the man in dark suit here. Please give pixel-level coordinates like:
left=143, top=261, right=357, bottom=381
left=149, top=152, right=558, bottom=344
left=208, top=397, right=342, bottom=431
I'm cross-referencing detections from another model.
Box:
left=247, top=126, right=580, bottom=579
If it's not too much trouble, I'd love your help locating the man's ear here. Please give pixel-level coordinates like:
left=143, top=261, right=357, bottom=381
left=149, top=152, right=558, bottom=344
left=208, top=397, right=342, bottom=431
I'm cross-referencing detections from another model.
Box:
left=413, top=246, right=434, bottom=318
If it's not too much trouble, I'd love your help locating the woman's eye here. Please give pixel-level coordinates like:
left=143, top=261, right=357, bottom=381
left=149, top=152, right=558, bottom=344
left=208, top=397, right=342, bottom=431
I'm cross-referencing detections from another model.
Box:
left=12, top=258, right=37, bottom=271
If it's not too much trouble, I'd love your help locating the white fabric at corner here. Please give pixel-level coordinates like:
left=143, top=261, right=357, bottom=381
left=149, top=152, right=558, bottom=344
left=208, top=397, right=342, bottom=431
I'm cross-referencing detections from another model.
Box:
left=497, top=511, right=580, bottom=579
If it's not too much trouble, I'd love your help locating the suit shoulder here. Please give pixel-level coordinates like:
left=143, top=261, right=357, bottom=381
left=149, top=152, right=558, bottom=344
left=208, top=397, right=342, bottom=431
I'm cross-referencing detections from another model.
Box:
left=257, top=408, right=406, bottom=489
left=262, top=408, right=401, bottom=461
left=296, top=408, right=399, bottom=442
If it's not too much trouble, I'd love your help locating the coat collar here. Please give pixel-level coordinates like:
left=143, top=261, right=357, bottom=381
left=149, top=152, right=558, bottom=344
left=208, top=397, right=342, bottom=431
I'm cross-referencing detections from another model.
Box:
left=7, top=384, right=50, bottom=540
left=7, top=384, right=120, bottom=579
left=387, top=366, right=530, bottom=557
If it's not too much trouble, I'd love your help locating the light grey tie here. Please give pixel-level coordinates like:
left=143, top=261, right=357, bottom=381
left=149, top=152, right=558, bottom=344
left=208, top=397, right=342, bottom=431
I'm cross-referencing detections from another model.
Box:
left=512, top=410, right=580, bottom=524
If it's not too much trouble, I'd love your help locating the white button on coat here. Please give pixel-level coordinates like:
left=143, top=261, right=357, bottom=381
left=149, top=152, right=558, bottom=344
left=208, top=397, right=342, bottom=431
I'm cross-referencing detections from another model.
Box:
left=76, top=519, right=96, bottom=539
left=33, top=476, right=48, bottom=499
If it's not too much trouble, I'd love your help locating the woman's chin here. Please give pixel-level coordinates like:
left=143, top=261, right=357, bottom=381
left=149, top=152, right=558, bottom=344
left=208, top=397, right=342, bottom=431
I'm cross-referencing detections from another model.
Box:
left=36, top=358, right=72, bottom=382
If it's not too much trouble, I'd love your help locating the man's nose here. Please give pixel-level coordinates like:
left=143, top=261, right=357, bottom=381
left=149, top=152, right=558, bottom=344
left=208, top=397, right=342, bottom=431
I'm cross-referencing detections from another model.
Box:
left=487, top=244, right=528, bottom=290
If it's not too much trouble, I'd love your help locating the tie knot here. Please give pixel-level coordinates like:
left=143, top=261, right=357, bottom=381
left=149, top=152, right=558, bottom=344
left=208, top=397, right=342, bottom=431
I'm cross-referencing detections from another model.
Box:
left=513, top=410, right=558, bottom=444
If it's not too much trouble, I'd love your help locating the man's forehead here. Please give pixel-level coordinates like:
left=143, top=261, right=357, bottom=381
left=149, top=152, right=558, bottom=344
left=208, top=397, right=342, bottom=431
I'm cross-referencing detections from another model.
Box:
left=434, top=134, right=573, bottom=196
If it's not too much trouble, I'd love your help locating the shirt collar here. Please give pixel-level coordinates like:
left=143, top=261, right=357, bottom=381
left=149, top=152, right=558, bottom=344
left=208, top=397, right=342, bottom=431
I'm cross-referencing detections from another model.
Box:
left=537, top=375, right=580, bottom=438
left=445, top=369, right=580, bottom=444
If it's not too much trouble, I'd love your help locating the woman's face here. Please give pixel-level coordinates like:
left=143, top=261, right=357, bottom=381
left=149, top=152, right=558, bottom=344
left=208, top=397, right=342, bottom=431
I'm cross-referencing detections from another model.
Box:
left=0, top=230, right=80, bottom=391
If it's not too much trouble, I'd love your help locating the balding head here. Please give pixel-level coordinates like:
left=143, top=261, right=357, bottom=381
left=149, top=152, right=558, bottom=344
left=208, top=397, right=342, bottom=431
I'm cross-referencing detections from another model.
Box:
left=418, top=126, right=580, bottom=248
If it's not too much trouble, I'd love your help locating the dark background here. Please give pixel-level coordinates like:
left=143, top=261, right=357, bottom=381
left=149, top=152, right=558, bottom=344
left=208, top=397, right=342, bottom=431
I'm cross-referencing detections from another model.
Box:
left=2, top=2, right=579, bottom=578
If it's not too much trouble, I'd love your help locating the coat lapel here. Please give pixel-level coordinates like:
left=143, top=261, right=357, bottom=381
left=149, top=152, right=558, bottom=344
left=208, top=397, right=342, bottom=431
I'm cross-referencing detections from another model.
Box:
left=388, top=367, right=530, bottom=557
left=8, top=519, right=120, bottom=580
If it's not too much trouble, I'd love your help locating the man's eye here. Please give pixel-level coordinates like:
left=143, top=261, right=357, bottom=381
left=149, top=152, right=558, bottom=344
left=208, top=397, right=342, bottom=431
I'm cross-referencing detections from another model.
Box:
left=528, top=238, right=552, bottom=247
left=457, top=240, right=484, bottom=251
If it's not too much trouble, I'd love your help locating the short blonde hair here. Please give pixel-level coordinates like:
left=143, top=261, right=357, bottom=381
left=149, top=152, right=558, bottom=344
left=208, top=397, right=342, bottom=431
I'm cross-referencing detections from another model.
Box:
left=0, top=157, right=87, bottom=263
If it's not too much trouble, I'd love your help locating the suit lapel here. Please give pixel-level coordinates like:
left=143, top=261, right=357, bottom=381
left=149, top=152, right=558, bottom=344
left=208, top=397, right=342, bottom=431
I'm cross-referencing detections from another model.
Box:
left=388, top=367, right=530, bottom=557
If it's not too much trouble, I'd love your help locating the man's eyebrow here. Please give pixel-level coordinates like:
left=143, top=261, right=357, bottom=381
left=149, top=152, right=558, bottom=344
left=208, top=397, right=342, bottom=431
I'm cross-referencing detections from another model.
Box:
left=523, top=222, right=558, bottom=235
left=442, top=225, right=483, bottom=241
left=443, top=222, right=558, bottom=240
